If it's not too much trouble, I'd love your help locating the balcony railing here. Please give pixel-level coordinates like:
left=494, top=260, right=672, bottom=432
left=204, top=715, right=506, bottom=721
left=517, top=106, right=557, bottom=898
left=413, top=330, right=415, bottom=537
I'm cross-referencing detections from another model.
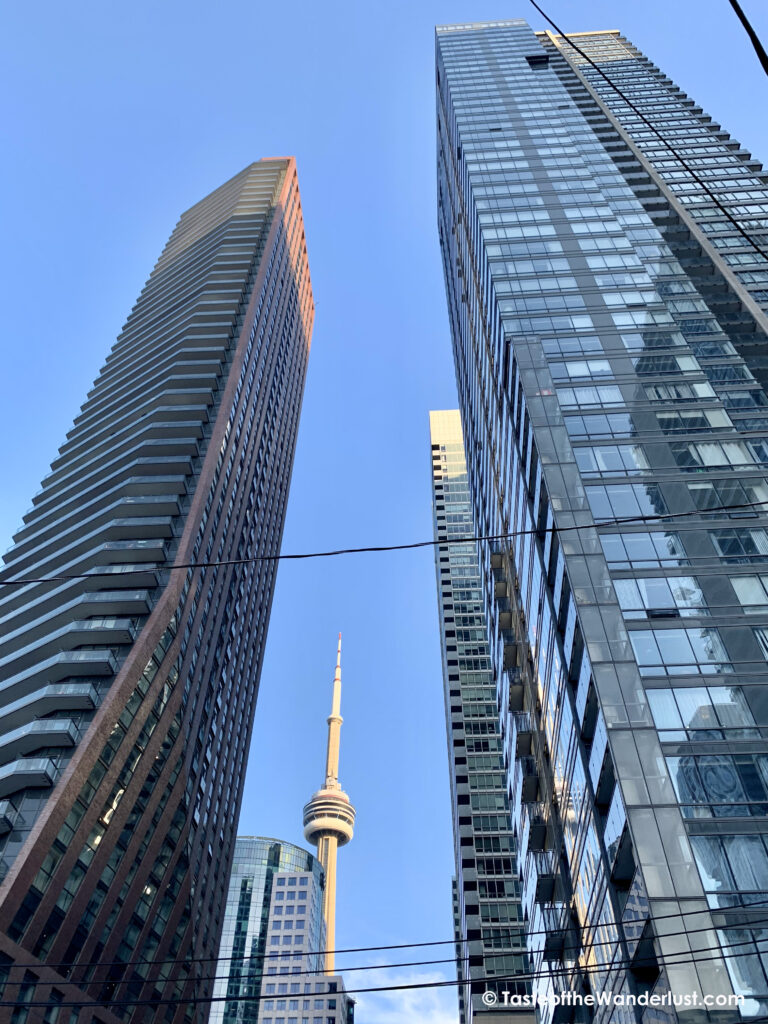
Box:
left=521, top=800, right=548, bottom=854
left=525, top=848, right=558, bottom=906
left=512, top=711, right=534, bottom=756
left=518, top=755, right=539, bottom=803
left=541, top=902, right=581, bottom=962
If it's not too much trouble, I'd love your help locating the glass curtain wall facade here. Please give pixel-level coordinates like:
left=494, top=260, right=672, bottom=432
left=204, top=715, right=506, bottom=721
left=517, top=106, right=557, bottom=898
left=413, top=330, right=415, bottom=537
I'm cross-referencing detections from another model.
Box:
left=437, top=19, right=768, bottom=1023
left=0, top=159, right=314, bottom=1022
left=210, top=837, right=324, bottom=1024
left=430, top=409, right=531, bottom=1022
left=211, top=837, right=353, bottom=1024
left=542, top=30, right=768, bottom=372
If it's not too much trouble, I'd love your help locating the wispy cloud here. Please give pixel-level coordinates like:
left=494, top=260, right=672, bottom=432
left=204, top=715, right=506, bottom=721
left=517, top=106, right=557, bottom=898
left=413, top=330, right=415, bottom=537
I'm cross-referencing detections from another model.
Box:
left=345, top=965, right=459, bottom=1024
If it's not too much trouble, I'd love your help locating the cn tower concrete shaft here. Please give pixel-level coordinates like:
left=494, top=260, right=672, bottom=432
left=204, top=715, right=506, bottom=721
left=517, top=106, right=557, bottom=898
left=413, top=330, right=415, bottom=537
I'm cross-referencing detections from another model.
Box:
left=302, top=636, right=356, bottom=974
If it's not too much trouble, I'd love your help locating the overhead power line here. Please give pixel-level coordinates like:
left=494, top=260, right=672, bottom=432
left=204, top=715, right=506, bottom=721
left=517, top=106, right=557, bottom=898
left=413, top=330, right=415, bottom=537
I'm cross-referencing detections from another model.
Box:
left=8, top=902, right=768, bottom=992
left=728, top=0, right=768, bottom=79
left=4, top=935, right=768, bottom=1011
left=528, top=0, right=768, bottom=263
left=60, top=908, right=768, bottom=993
left=2, top=495, right=768, bottom=589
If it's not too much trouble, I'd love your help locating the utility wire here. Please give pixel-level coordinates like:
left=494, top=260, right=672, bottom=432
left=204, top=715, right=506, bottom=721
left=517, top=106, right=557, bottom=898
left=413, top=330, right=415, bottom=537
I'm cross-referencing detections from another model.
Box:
left=63, top=909, right=768, bottom=993
left=4, top=936, right=768, bottom=1010
left=11, top=902, right=768, bottom=989
left=728, top=0, right=768, bottom=79
left=528, top=0, right=768, bottom=263
left=2, top=495, right=768, bottom=589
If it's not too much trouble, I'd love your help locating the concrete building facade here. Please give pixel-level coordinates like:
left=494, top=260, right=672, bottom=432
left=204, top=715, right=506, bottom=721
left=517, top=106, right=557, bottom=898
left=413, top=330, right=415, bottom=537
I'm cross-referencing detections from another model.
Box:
left=430, top=409, right=533, bottom=1024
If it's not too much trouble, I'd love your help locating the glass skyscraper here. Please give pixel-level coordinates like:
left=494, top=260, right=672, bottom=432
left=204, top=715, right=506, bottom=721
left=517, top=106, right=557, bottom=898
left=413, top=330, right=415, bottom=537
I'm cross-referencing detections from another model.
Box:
left=437, top=19, right=768, bottom=1022
left=0, top=159, right=313, bottom=1021
left=430, top=409, right=533, bottom=1023
left=211, top=837, right=321, bottom=1024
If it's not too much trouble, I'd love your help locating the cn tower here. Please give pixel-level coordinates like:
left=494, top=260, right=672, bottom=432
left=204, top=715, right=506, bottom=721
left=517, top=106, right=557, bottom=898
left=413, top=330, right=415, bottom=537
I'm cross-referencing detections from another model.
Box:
left=303, top=635, right=356, bottom=974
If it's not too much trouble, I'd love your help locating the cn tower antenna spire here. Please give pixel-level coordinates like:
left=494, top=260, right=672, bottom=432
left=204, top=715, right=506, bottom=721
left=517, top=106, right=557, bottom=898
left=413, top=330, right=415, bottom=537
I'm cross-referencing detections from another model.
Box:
left=303, top=635, right=356, bottom=975
left=324, top=633, right=343, bottom=788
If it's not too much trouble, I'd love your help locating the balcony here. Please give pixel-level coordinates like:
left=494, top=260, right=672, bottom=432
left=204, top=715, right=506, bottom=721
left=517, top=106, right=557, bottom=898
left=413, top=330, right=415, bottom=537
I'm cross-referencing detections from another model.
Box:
left=0, top=801, right=13, bottom=836
left=507, top=667, right=524, bottom=712
left=541, top=903, right=581, bottom=962
left=0, top=758, right=57, bottom=799
left=0, top=684, right=98, bottom=735
left=0, top=650, right=118, bottom=707
left=521, top=801, right=547, bottom=853
left=0, top=720, right=78, bottom=764
left=531, top=849, right=557, bottom=903
left=518, top=755, right=539, bottom=803
left=512, top=711, right=534, bottom=756
left=0, top=589, right=151, bottom=657
left=0, top=618, right=135, bottom=677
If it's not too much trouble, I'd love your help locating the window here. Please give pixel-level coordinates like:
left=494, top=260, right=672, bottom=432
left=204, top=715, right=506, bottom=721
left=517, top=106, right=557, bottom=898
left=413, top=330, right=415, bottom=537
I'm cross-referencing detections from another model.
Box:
left=754, top=628, right=768, bottom=661
left=614, top=576, right=706, bottom=619
left=542, top=335, right=603, bottom=357
left=732, top=576, right=768, bottom=611
left=692, top=835, right=768, bottom=897
left=564, top=413, right=633, bottom=439
left=629, top=627, right=731, bottom=675
left=718, top=926, right=768, bottom=997
left=644, top=381, right=715, bottom=402
left=668, top=757, right=768, bottom=818
left=721, top=389, right=768, bottom=410
left=612, top=309, right=675, bottom=328
left=603, top=289, right=659, bottom=307
left=689, top=478, right=768, bottom=516
left=710, top=528, right=768, bottom=562
left=646, top=685, right=757, bottom=740
left=621, top=329, right=686, bottom=351
left=656, top=409, right=731, bottom=433
left=586, top=483, right=667, bottom=520
left=558, top=384, right=623, bottom=408
left=670, top=441, right=755, bottom=470
left=600, top=531, right=687, bottom=568
left=549, top=358, right=612, bottom=380
left=575, top=444, right=648, bottom=476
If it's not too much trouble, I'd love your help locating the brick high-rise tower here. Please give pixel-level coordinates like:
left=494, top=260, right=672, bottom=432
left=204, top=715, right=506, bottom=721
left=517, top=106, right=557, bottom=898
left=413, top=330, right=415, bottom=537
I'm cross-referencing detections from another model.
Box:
left=0, top=159, right=313, bottom=1022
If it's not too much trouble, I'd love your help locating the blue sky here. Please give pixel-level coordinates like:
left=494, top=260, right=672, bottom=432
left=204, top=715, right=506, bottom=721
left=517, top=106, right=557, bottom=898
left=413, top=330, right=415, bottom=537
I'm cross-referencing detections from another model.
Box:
left=2, top=2, right=768, bottom=1019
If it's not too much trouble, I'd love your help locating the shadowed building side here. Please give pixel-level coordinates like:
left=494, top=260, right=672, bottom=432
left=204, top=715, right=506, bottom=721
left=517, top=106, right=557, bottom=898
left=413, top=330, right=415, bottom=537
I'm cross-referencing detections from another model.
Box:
left=0, top=158, right=314, bottom=1022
